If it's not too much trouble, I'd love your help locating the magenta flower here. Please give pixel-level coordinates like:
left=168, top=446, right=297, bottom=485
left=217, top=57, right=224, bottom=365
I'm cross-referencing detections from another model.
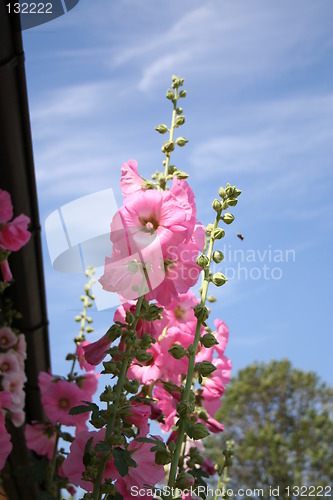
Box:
left=0, top=189, right=13, bottom=223
left=0, top=214, right=31, bottom=252
left=201, top=356, right=232, bottom=417
left=0, top=351, right=21, bottom=380
left=25, top=422, right=57, bottom=460
left=39, top=372, right=88, bottom=430
left=83, top=334, right=112, bottom=366
left=127, top=401, right=151, bottom=436
left=76, top=341, right=96, bottom=372
left=0, top=412, right=12, bottom=471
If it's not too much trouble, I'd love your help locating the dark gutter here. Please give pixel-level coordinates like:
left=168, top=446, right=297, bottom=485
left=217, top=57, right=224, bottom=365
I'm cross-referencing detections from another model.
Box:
left=0, top=3, right=51, bottom=498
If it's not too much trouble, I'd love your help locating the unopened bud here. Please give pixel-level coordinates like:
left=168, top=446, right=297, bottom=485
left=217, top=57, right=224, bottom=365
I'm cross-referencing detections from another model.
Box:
left=212, top=272, right=228, bottom=287
left=201, top=333, right=219, bottom=348
left=155, top=124, right=168, bottom=134
left=155, top=450, right=171, bottom=465
left=212, top=199, right=222, bottom=212
left=174, top=170, right=189, bottom=179
left=190, top=422, right=210, bottom=440
left=212, top=228, right=225, bottom=240
left=175, top=107, right=183, bottom=115
left=175, top=116, right=185, bottom=127
left=162, top=141, right=175, bottom=154
left=195, top=360, right=217, bottom=376
left=206, top=223, right=214, bottom=234
left=178, top=89, right=187, bottom=98
left=175, top=472, right=195, bottom=489
left=207, top=295, right=217, bottom=303
left=222, top=213, right=235, bottom=224
left=166, top=89, right=175, bottom=100
left=234, top=188, right=242, bottom=197
left=218, top=186, right=226, bottom=199
left=135, top=350, right=153, bottom=363
left=74, top=315, right=81, bottom=322
left=213, top=250, right=224, bottom=263
left=196, top=254, right=209, bottom=268
left=175, top=137, right=188, bottom=147
left=227, top=197, right=238, bottom=207
left=168, top=345, right=187, bottom=360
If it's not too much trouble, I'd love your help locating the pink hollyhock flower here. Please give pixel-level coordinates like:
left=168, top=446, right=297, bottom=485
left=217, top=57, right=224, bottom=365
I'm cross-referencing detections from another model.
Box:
left=77, top=372, right=99, bottom=400
left=62, top=428, right=116, bottom=491
left=2, top=375, right=25, bottom=408
left=161, top=291, right=199, bottom=330
left=111, top=188, right=193, bottom=256
left=0, top=214, right=31, bottom=252
left=120, top=160, right=145, bottom=197
left=146, top=222, right=205, bottom=305
left=158, top=326, right=195, bottom=384
left=0, top=327, right=18, bottom=350
left=153, top=384, right=179, bottom=432
left=0, top=260, right=13, bottom=282
left=25, top=422, right=56, bottom=460
left=115, top=439, right=165, bottom=499
left=201, top=356, right=231, bottom=417
left=0, top=351, right=21, bottom=380
left=170, top=178, right=197, bottom=238
left=83, top=334, right=112, bottom=366
left=76, top=341, right=95, bottom=372
left=127, top=342, right=164, bottom=385
left=0, top=412, right=12, bottom=471
left=0, top=189, right=13, bottom=223
left=39, top=372, right=88, bottom=431
left=127, top=401, right=151, bottom=437
left=214, top=319, right=229, bottom=357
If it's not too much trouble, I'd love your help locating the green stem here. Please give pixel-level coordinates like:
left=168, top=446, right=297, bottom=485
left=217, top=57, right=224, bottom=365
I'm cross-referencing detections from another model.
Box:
left=92, top=291, right=145, bottom=500
left=167, top=212, right=220, bottom=488
left=164, top=88, right=178, bottom=179
left=46, top=425, right=60, bottom=496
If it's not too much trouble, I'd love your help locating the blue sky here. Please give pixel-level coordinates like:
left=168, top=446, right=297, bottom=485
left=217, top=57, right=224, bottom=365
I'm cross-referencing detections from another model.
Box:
left=22, top=0, right=333, bottom=385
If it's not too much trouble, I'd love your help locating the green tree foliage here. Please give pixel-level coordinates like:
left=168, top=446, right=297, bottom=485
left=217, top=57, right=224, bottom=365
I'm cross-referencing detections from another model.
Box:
left=205, top=360, right=333, bottom=498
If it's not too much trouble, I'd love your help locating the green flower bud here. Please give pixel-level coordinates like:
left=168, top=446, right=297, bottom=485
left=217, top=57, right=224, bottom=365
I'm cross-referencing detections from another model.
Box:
left=212, top=198, right=222, bottom=212
left=74, top=315, right=81, bottom=322
left=234, top=188, right=242, bottom=197
left=102, top=361, right=118, bottom=374
left=222, top=213, right=235, bottom=225
left=177, top=400, right=195, bottom=417
left=213, top=250, right=224, bottom=263
left=135, top=350, right=153, bottom=363
left=227, top=197, right=238, bottom=207
left=127, top=260, right=139, bottom=274
left=174, top=170, right=189, bottom=179
left=190, top=422, right=210, bottom=440
left=212, top=228, right=225, bottom=240
left=162, top=141, right=175, bottom=154
left=201, top=333, right=219, bottom=348
left=155, top=124, right=168, bottom=134
left=168, top=345, right=187, bottom=360
left=168, top=440, right=176, bottom=452
left=175, top=472, right=195, bottom=489
left=168, top=165, right=177, bottom=175
left=178, top=89, right=187, bottom=98
left=175, top=107, right=183, bottom=115
left=225, top=183, right=234, bottom=197
left=193, top=304, right=210, bottom=322
left=195, top=360, right=217, bottom=376
left=141, top=180, right=155, bottom=190
left=206, top=223, right=214, bottom=234
left=212, top=272, right=228, bottom=287
left=155, top=450, right=171, bottom=465
left=207, top=295, right=217, bottom=303
left=218, top=186, right=226, bottom=199
left=175, top=115, right=185, bottom=127
left=175, top=137, right=188, bottom=147
left=166, top=89, right=175, bottom=100
left=125, top=310, right=134, bottom=324
left=196, top=254, right=209, bottom=268
left=85, top=326, right=94, bottom=333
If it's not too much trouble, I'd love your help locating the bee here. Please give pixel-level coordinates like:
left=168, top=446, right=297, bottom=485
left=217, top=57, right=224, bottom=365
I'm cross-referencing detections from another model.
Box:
left=237, top=233, right=244, bottom=241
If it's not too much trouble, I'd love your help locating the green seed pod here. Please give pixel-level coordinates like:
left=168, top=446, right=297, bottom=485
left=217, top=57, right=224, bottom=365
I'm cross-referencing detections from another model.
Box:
left=166, top=89, right=175, bottom=100
left=227, top=197, right=238, bottom=207
left=168, top=345, right=187, bottom=360
left=196, top=254, right=209, bottom=268
left=195, top=360, right=217, bottom=376
left=218, top=186, right=226, bottom=199
left=201, top=333, right=219, bottom=348
left=212, top=198, right=222, bottom=212
left=213, top=228, right=225, bottom=240
left=175, top=137, right=188, bottom=147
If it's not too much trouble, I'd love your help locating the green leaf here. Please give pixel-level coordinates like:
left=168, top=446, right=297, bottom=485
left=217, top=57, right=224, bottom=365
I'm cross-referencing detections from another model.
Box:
left=69, top=401, right=99, bottom=415
left=112, top=448, right=137, bottom=478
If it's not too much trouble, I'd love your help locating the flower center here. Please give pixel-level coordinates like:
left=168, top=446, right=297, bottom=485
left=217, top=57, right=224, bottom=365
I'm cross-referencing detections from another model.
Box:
left=1, top=362, right=9, bottom=372
left=58, top=398, right=70, bottom=409
left=174, top=305, right=186, bottom=321
left=139, top=216, right=159, bottom=234
left=0, top=338, right=8, bottom=346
